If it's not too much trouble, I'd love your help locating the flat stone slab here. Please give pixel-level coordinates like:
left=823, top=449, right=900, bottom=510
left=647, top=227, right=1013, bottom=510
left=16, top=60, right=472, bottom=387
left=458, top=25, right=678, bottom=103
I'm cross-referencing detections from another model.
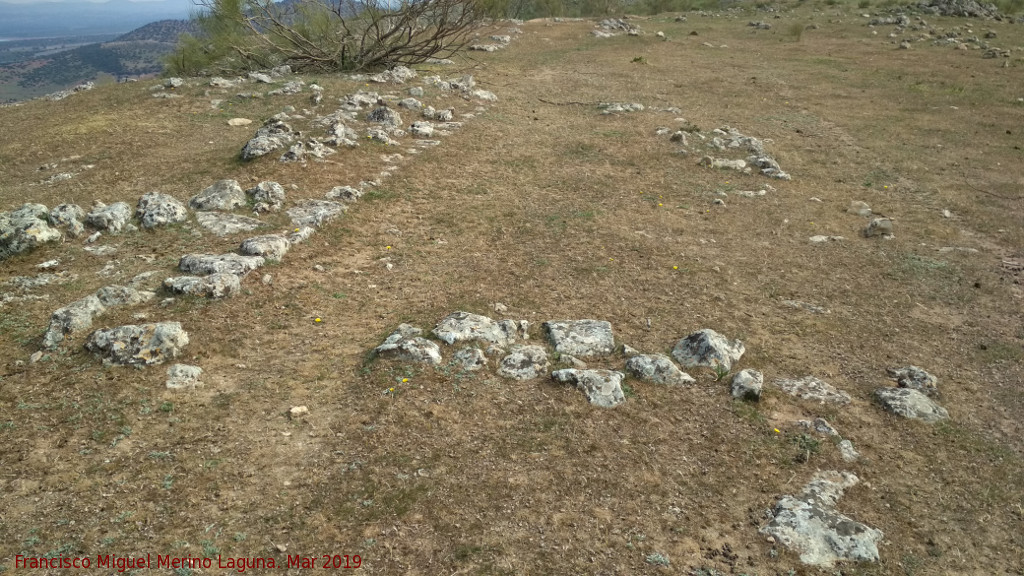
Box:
left=163, top=273, right=241, bottom=299
left=179, top=253, right=265, bottom=276
left=761, top=471, right=883, bottom=567
left=625, top=353, right=695, bottom=386
left=874, top=387, right=949, bottom=423
left=42, top=285, right=154, bottom=349
left=775, top=376, right=851, bottom=405
left=551, top=369, right=626, bottom=408
left=432, top=311, right=525, bottom=348
left=195, top=211, right=265, bottom=236
left=374, top=324, right=441, bottom=365
left=497, top=345, right=549, bottom=380
left=239, top=235, right=291, bottom=261
left=189, top=179, right=246, bottom=211
left=287, top=199, right=347, bottom=228
left=166, top=364, right=203, bottom=389
left=672, top=328, right=745, bottom=371
left=85, top=322, right=189, bottom=366
left=543, top=320, right=615, bottom=358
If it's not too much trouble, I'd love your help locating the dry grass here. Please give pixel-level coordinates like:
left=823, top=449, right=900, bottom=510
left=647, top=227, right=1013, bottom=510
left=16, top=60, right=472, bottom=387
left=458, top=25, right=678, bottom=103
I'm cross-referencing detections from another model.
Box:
left=2, top=4, right=1024, bottom=575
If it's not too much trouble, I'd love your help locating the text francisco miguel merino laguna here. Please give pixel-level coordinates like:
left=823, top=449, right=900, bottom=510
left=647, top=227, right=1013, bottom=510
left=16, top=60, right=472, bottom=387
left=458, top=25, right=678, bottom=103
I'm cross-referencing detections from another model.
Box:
left=15, top=552, right=363, bottom=572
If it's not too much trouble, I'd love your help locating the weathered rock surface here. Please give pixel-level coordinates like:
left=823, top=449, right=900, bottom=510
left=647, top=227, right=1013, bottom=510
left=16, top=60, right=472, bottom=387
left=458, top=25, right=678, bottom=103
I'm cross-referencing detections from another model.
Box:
left=432, top=311, right=525, bottom=348
left=374, top=324, right=442, bottom=365
left=452, top=347, right=487, bottom=371
left=761, top=471, right=883, bottom=567
left=190, top=180, right=246, bottom=211
left=498, top=345, right=549, bottom=380
left=246, top=181, right=286, bottom=212
left=775, top=376, right=852, bottom=405
left=166, top=364, right=203, bottom=389
left=85, top=322, right=189, bottom=366
left=241, top=119, right=295, bottom=160
left=671, top=328, right=745, bottom=371
left=864, top=218, right=894, bottom=238
left=874, top=387, right=949, bottom=422
left=85, top=201, right=132, bottom=233
left=287, top=199, right=347, bottom=228
left=625, top=353, right=695, bottom=386
left=325, top=185, right=363, bottom=203
left=367, top=105, right=403, bottom=128
left=731, top=368, right=764, bottom=400
left=135, top=192, right=188, bottom=229
left=195, top=212, right=265, bottom=236
left=179, top=253, right=265, bottom=276
left=838, top=439, right=860, bottom=462
left=552, top=369, right=626, bottom=408
left=543, top=320, right=615, bottom=357
left=48, top=203, right=86, bottom=237
left=163, top=273, right=241, bottom=299
left=887, top=366, right=939, bottom=397
left=42, top=285, right=154, bottom=349
left=1, top=204, right=62, bottom=260
left=239, top=235, right=290, bottom=261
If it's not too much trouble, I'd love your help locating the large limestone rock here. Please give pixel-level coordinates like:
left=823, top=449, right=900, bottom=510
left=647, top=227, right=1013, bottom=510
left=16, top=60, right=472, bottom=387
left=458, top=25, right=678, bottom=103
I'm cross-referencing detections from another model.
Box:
left=671, top=328, right=745, bottom=371
left=241, top=119, right=295, bottom=160
left=195, top=211, right=265, bottom=236
left=761, top=471, right=883, bottom=567
left=366, top=105, right=403, bottom=128
left=551, top=369, right=626, bottom=408
left=42, top=285, right=154, bottom=349
left=325, top=185, right=363, bottom=203
left=85, top=201, right=133, bottom=233
left=85, top=322, right=189, bottom=366
left=287, top=199, right=347, bottom=228
left=624, top=353, right=695, bottom=386
left=497, top=345, right=549, bottom=380
left=179, top=253, right=265, bottom=276
left=246, top=181, right=286, bottom=212
left=163, top=273, right=241, bottom=299
left=48, top=203, right=85, bottom=237
left=135, top=192, right=188, bottom=229
left=775, top=376, right=852, bottom=405
left=543, top=319, right=615, bottom=358
left=190, top=180, right=246, bottom=211
left=374, top=324, right=442, bottom=365
left=887, top=366, right=939, bottom=398
left=1, top=204, right=62, bottom=260
left=239, top=235, right=290, bottom=261
left=874, top=387, right=949, bottom=423
left=432, top=311, right=526, bottom=348
left=731, top=368, right=764, bottom=400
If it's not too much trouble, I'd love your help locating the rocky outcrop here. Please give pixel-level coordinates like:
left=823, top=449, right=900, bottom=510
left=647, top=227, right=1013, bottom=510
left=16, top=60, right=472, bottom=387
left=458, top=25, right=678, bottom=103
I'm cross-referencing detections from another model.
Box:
left=135, top=192, right=188, bottom=229
left=1, top=204, right=62, bottom=261
left=672, top=328, right=745, bottom=371
left=374, top=324, right=442, bottom=365
left=551, top=369, right=626, bottom=408
left=874, top=387, right=949, bottom=423
left=543, top=320, right=616, bottom=358
left=624, top=353, right=695, bottom=386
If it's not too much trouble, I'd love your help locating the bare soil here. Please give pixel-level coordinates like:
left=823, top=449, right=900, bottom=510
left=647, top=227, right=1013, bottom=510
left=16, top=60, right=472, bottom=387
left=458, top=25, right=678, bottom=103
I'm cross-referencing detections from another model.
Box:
left=1, top=4, right=1023, bottom=575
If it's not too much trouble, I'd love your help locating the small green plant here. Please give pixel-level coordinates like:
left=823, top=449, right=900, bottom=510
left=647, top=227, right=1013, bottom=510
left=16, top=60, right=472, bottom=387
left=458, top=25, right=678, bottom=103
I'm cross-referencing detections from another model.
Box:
left=712, top=363, right=730, bottom=382
left=162, top=475, right=174, bottom=490
left=645, top=552, right=670, bottom=566
left=234, top=532, right=247, bottom=542
left=858, top=0, right=871, bottom=7
left=631, top=55, right=647, bottom=64
left=792, top=433, right=821, bottom=463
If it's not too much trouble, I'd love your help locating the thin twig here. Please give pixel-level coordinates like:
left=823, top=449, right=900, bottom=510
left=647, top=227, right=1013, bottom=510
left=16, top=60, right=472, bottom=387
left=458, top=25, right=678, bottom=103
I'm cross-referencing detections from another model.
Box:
left=961, top=171, right=1021, bottom=201
left=537, top=98, right=599, bottom=106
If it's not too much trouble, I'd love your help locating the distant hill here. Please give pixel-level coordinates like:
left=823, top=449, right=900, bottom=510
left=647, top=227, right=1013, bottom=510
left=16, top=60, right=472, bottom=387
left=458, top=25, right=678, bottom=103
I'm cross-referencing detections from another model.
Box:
left=0, top=16, right=196, bottom=103
left=114, top=19, right=197, bottom=44
left=0, top=0, right=194, bottom=39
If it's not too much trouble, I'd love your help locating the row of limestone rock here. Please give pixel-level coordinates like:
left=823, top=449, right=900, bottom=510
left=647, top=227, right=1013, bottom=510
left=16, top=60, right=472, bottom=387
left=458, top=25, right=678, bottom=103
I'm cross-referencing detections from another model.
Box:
left=370, top=310, right=952, bottom=567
